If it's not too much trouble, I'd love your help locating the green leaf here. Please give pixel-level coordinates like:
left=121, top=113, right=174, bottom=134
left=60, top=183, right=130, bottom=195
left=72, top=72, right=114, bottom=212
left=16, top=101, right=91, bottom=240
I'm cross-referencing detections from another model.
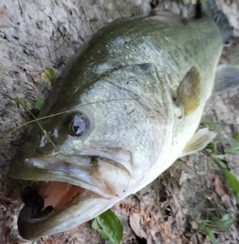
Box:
left=224, top=170, right=239, bottom=198
left=211, top=155, right=228, bottom=170
left=40, top=67, right=57, bottom=84
left=182, top=0, right=190, bottom=4
left=92, top=209, right=123, bottom=244
left=207, top=141, right=217, bottom=153
left=102, top=230, right=110, bottom=241
left=92, top=218, right=101, bottom=230
left=226, top=135, right=239, bottom=154
left=34, top=98, right=44, bottom=110
left=204, top=227, right=216, bottom=244
left=12, top=97, right=32, bottom=110
left=214, top=214, right=233, bottom=229
left=200, top=120, right=222, bottom=138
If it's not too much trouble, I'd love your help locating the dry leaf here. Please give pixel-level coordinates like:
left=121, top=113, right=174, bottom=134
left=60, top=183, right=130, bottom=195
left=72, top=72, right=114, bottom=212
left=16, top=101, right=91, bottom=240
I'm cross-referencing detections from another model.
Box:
left=214, top=176, right=228, bottom=197
left=25, top=72, right=36, bottom=85
left=42, top=239, right=63, bottom=244
left=129, top=212, right=147, bottom=239
left=0, top=7, right=11, bottom=28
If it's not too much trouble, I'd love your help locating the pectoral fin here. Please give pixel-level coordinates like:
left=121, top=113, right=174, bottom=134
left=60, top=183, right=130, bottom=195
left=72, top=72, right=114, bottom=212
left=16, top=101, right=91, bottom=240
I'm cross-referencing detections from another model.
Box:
left=175, top=67, right=201, bottom=116
left=212, top=65, right=239, bottom=96
left=180, top=128, right=216, bottom=157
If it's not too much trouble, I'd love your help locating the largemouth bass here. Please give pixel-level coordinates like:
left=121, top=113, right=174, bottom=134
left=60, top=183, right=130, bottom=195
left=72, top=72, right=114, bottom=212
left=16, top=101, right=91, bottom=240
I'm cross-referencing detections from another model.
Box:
left=8, top=12, right=238, bottom=240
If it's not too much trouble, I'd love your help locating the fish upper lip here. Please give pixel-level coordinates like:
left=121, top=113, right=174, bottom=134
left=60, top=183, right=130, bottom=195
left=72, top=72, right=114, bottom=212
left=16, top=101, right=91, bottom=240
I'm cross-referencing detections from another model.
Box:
left=22, top=156, right=115, bottom=198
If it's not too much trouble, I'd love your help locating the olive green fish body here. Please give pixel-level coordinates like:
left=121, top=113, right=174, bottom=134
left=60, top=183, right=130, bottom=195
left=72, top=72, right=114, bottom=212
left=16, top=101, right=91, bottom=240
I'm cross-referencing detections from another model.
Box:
left=43, top=15, right=221, bottom=114
left=9, top=14, right=223, bottom=239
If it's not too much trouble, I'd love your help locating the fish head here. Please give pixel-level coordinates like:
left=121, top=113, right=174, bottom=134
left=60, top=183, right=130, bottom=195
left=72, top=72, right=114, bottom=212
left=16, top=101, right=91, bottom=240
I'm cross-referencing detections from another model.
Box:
left=8, top=63, right=174, bottom=239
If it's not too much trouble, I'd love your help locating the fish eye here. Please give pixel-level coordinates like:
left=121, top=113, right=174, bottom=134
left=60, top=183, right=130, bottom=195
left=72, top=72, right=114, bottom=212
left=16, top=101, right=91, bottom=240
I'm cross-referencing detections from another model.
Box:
left=68, top=113, right=89, bottom=137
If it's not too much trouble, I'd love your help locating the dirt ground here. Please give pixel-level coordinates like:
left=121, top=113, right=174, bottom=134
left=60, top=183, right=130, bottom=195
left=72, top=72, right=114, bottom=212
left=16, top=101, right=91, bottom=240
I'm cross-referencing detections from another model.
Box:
left=0, top=0, right=239, bottom=243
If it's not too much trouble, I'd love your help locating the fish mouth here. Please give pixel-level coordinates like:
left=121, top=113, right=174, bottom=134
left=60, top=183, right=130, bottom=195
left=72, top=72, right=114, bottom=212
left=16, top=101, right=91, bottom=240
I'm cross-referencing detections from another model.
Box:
left=17, top=180, right=113, bottom=240
left=8, top=156, right=125, bottom=240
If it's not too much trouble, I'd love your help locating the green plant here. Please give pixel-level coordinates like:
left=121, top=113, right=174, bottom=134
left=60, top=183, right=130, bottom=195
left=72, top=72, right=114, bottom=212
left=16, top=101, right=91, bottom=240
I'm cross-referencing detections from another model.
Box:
left=198, top=214, right=233, bottom=244
left=211, top=135, right=239, bottom=198
left=92, top=209, right=123, bottom=244
left=198, top=134, right=239, bottom=243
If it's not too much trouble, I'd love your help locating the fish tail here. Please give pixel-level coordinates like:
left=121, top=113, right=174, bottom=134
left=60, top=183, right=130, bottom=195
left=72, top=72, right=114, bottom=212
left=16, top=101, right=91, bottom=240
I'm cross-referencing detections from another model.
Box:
left=212, top=65, right=239, bottom=96
left=200, top=0, right=233, bottom=43
left=200, top=1, right=239, bottom=97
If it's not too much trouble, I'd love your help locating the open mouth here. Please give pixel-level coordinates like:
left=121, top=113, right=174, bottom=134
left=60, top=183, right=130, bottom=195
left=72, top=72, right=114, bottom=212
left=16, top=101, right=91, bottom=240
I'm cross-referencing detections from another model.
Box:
left=10, top=155, right=128, bottom=240
left=38, top=181, right=85, bottom=211
left=17, top=179, right=114, bottom=240
left=21, top=181, right=86, bottom=217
